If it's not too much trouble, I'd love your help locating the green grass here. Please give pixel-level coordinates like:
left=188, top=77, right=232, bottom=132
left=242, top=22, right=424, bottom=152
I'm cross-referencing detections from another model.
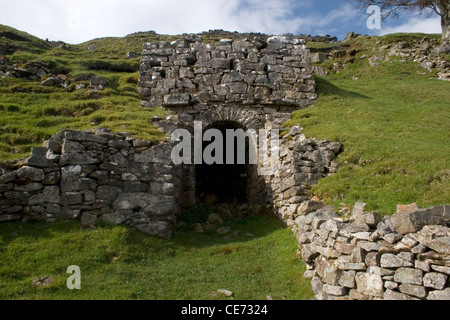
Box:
left=0, top=78, right=167, bottom=160
left=288, top=35, right=449, bottom=215
left=0, top=214, right=313, bottom=300
left=0, top=24, right=51, bottom=54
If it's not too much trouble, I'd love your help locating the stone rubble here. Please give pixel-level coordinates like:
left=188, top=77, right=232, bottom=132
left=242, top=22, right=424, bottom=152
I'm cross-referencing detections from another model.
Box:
left=0, top=57, right=108, bottom=90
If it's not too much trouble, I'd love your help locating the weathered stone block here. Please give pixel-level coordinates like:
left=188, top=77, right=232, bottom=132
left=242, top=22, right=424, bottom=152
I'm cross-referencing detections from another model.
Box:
left=210, top=58, right=231, bottom=69
left=383, top=289, right=417, bottom=300
left=398, top=283, right=427, bottom=299
left=81, top=212, right=97, bottom=227
left=62, top=140, right=85, bottom=154
left=60, top=153, right=99, bottom=166
left=133, top=221, right=173, bottom=239
left=301, top=243, right=320, bottom=264
left=384, top=281, right=398, bottom=290
left=16, top=166, right=44, bottom=182
left=416, top=225, right=450, bottom=255
left=297, top=198, right=324, bottom=216
left=427, top=288, right=450, bottom=300
left=43, top=171, right=61, bottom=185
left=24, top=154, right=50, bottom=168
left=96, top=186, right=120, bottom=201
left=339, top=263, right=367, bottom=271
left=323, top=284, right=346, bottom=296
left=56, top=209, right=80, bottom=220
left=61, top=192, right=83, bottom=206
left=310, top=276, right=323, bottom=295
left=423, top=272, right=448, bottom=290
left=164, top=93, right=190, bottom=106
left=338, top=270, right=356, bottom=288
left=0, top=171, right=17, bottom=184
left=43, top=186, right=60, bottom=204
left=391, top=205, right=448, bottom=234
left=365, top=252, right=380, bottom=267
left=334, top=242, right=356, bottom=255
left=380, top=254, right=413, bottom=268
left=14, top=182, right=43, bottom=192
left=394, top=268, right=423, bottom=285
left=322, top=260, right=341, bottom=286
left=355, top=272, right=384, bottom=298
left=65, top=131, right=108, bottom=144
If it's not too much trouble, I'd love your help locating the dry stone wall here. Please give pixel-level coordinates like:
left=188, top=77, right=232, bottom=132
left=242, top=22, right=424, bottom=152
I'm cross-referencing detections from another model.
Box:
left=265, top=125, right=340, bottom=222
left=0, top=129, right=179, bottom=239
left=294, top=200, right=450, bottom=300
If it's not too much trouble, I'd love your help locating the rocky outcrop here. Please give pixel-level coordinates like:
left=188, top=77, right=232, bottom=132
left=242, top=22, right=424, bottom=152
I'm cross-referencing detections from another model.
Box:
left=0, top=59, right=53, bottom=82
left=294, top=201, right=450, bottom=300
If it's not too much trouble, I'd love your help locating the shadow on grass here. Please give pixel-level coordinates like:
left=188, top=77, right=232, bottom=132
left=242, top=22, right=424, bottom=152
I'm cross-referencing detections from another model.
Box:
left=0, top=213, right=287, bottom=250
left=0, top=220, right=85, bottom=243
left=173, top=213, right=286, bottom=249
left=315, top=76, right=370, bottom=100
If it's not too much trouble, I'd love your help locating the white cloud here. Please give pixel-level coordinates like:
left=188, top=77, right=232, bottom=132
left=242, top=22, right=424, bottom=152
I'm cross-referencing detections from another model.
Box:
left=0, top=0, right=362, bottom=43
left=380, top=16, right=441, bottom=35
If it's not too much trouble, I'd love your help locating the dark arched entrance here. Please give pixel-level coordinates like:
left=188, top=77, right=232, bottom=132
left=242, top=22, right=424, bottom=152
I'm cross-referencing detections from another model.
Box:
left=195, top=120, right=257, bottom=205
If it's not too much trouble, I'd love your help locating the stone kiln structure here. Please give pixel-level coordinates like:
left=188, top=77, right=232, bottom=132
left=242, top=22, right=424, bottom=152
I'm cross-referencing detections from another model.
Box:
left=137, top=35, right=340, bottom=221
left=1, top=35, right=448, bottom=300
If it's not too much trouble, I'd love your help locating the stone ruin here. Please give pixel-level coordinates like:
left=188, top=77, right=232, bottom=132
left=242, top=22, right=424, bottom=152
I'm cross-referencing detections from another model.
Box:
left=138, top=35, right=317, bottom=109
left=1, top=35, right=448, bottom=300
left=0, top=35, right=339, bottom=238
left=137, top=35, right=340, bottom=217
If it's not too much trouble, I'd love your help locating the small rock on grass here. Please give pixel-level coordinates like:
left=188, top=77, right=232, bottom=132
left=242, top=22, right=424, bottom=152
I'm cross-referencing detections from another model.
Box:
left=32, top=276, right=54, bottom=287
left=217, top=289, right=233, bottom=297
left=216, top=226, right=230, bottom=234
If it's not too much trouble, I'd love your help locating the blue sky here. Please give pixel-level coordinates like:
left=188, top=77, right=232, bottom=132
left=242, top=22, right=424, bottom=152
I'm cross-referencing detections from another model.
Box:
left=0, top=0, right=442, bottom=44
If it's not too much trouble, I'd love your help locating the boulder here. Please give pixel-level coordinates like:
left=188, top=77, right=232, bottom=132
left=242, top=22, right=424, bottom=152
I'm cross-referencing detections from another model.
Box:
left=90, top=75, right=107, bottom=89
left=427, top=288, right=450, bottom=300
left=126, top=51, right=140, bottom=59
left=423, top=272, right=448, bottom=290
left=207, top=213, right=223, bottom=225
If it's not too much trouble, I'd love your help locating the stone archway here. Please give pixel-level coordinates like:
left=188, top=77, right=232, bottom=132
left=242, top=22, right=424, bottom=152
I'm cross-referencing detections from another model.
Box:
left=175, top=106, right=269, bottom=211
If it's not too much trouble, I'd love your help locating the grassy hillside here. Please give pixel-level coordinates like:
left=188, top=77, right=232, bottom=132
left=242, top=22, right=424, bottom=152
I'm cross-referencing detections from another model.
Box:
left=0, top=25, right=174, bottom=161
left=290, top=34, right=449, bottom=215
